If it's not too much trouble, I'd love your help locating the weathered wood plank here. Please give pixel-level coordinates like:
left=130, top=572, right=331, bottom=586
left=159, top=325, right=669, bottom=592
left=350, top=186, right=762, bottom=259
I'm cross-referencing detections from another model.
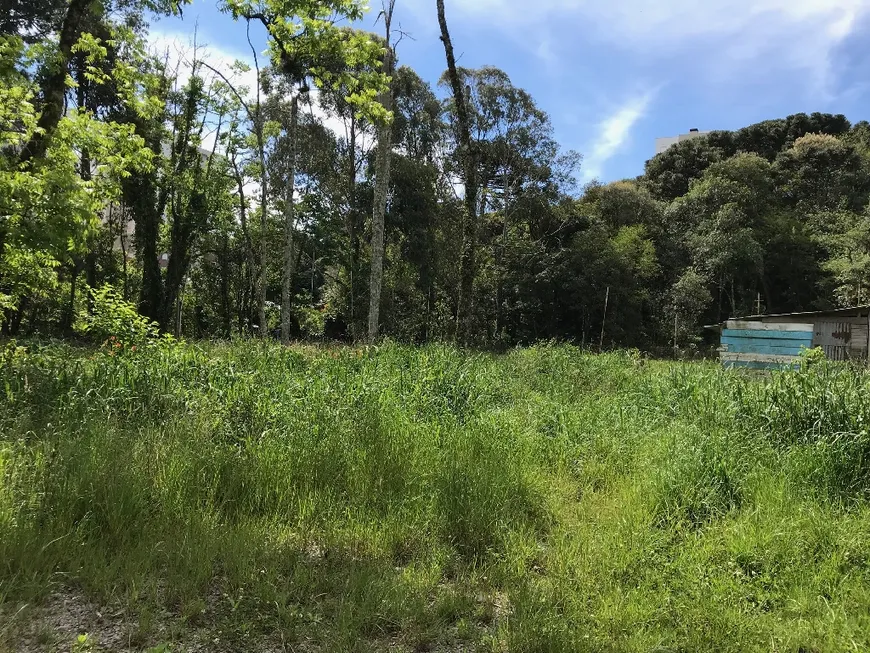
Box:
left=720, top=352, right=802, bottom=364
left=720, top=341, right=810, bottom=355
left=722, top=329, right=814, bottom=341
left=725, top=321, right=814, bottom=332
left=724, top=360, right=800, bottom=370
left=721, top=335, right=812, bottom=347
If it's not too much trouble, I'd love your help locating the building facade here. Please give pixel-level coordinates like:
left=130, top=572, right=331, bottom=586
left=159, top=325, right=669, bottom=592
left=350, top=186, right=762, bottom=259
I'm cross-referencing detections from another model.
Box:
left=655, top=128, right=711, bottom=155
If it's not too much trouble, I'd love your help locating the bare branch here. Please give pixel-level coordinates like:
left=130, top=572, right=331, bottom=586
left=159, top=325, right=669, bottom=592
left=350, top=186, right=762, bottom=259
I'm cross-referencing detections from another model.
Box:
left=199, top=61, right=255, bottom=123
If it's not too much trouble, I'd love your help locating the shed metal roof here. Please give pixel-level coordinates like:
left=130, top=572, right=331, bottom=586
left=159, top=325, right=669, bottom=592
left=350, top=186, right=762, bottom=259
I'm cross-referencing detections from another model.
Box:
left=732, top=305, right=870, bottom=321
left=704, top=305, right=870, bottom=331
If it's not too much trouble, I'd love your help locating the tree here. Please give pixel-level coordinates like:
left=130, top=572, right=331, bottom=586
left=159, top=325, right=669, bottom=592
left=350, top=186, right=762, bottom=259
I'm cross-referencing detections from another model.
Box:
left=201, top=55, right=276, bottom=334
left=367, top=0, right=397, bottom=342
left=376, top=70, right=445, bottom=341
left=580, top=180, right=662, bottom=231
left=18, top=0, right=186, bottom=165
left=392, top=66, right=443, bottom=162
left=644, top=137, right=724, bottom=201
left=120, top=49, right=234, bottom=330
left=222, top=0, right=388, bottom=341
left=774, top=133, right=870, bottom=215
left=822, top=210, right=870, bottom=306
left=436, top=0, right=479, bottom=344
left=667, top=153, right=774, bottom=319
left=668, top=268, right=712, bottom=348
left=2, top=0, right=67, bottom=42
left=1, top=32, right=154, bottom=329
left=280, top=90, right=301, bottom=342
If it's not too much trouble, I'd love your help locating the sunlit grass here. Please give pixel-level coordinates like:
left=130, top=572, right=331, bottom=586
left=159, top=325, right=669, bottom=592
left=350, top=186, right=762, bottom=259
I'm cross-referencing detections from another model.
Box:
left=1, top=341, right=869, bottom=651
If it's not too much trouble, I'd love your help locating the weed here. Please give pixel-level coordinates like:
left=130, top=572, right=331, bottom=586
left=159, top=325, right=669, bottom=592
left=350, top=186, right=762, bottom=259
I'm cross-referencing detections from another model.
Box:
left=71, top=634, right=93, bottom=653
left=1, top=342, right=870, bottom=650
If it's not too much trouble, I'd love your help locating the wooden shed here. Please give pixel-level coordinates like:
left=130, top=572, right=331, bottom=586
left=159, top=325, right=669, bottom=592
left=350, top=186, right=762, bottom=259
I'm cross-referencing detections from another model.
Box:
left=712, top=306, right=870, bottom=369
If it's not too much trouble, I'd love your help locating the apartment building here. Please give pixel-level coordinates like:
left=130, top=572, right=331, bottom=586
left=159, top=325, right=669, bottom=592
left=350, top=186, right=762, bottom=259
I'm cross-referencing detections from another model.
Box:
left=655, top=128, right=710, bottom=155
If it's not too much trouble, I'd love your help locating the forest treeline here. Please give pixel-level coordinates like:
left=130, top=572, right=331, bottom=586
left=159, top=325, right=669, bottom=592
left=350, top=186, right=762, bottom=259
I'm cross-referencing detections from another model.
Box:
left=4, top=0, right=870, bottom=350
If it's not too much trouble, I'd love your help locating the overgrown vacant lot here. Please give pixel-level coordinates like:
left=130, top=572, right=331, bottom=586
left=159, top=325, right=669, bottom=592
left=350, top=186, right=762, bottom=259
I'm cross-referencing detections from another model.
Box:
left=2, top=342, right=870, bottom=652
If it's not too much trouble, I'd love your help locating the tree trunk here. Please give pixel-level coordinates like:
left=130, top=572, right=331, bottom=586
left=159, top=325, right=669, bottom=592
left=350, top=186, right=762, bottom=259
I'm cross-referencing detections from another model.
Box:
left=281, top=94, right=299, bottom=343
left=255, top=116, right=269, bottom=336
left=161, top=211, right=194, bottom=331
left=5, top=296, right=27, bottom=336
left=221, top=233, right=232, bottom=338
left=123, top=111, right=164, bottom=323
left=130, top=172, right=163, bottom=321
left=366, top=118, right=392, bottom=341
left=368, top=8, right=395, bottom=342
left=436, top=0, right=479, bottom=345
left=231, top=157, right=257, bottom=333
left=19, top=0, right=92, bottom=165
left=347, top=119, right=357, bottom=334
left=119, top=205, right=129, bottom=301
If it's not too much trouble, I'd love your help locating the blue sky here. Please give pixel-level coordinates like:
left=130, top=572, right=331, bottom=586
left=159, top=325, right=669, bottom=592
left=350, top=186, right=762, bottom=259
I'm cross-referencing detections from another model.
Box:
left=152, top=0, right=870, bottom=184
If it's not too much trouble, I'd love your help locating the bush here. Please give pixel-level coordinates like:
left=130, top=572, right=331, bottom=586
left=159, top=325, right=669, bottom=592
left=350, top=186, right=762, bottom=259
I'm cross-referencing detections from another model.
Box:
left=75, top=285, right=173, bottom=350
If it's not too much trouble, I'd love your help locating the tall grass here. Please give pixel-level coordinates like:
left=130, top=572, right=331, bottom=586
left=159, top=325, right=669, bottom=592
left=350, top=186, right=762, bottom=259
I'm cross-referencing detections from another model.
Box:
left=2, top=341, right=870, bottom=651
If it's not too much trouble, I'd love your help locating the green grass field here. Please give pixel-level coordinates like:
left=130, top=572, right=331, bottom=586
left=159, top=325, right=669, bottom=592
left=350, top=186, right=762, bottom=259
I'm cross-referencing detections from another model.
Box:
left=2, top=340, right=870, bottom=652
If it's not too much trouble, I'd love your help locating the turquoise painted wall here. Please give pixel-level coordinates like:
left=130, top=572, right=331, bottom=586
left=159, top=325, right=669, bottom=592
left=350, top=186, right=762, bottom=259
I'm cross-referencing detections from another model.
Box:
left=720, top=327, right=813, bottom=370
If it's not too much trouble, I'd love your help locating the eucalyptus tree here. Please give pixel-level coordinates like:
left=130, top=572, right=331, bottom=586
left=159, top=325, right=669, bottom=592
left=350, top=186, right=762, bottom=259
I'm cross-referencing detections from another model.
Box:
left=454, top=67, right=580, bottom=338
left=122, top=53, right=235, bottom=329
left=367, top=0, right=398, bottom=341
left=221, top=0, right=389, bottom=342
left=436, top=0, right=478, bottom=344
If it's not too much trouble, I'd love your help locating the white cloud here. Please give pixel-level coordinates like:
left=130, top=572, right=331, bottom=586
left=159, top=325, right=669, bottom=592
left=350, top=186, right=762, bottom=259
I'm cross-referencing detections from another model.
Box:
left=149, top=28, right=261, bottom=92
left=535, top=38, right=557, bottom=69
left=149, top=28, right=264, bottom=153
left=147, top=28, right=367, bottom=153
left=427, top=0, right=869, bottom=94
left=582, top=90, right=655, bottom=182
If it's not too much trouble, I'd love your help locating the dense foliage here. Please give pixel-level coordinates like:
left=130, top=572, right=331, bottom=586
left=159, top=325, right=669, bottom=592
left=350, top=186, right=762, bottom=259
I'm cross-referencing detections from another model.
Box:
left=2, top=341, right=870, bottom=650
left=4, top=2, right=870, bottom=348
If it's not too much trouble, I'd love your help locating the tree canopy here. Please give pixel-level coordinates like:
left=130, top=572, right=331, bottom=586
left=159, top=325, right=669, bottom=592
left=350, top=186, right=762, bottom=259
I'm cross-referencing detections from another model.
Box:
left=2, top=2, right=870, bottom=352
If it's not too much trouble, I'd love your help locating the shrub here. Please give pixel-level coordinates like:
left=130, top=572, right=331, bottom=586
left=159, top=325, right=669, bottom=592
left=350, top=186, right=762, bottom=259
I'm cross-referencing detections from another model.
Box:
left=75, top=285, right=174, bottom=350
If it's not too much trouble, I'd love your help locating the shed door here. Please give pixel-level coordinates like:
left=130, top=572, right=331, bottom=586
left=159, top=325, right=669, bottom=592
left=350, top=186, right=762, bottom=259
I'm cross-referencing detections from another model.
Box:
left=814, top=321, right=852, bottom=361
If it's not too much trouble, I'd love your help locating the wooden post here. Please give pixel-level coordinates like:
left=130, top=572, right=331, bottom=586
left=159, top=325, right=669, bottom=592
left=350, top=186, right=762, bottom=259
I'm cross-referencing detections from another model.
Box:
left=673, top=310, right=678, bottom=357
left=599, top=286, right=610, bottom=351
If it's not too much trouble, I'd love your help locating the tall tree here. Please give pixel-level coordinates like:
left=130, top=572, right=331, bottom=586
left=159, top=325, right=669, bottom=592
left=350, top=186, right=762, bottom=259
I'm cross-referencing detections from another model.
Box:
left=774, top=133, right=870, bottom=215
left=18, top=0, right=186, bottom=165
left=367, top=0, right=396, bottom=341
left=436, top=0, right=478, bottom=344
left=223, top=0, right=389, bottom=341
left=280, top=93, right=300, bottom=342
